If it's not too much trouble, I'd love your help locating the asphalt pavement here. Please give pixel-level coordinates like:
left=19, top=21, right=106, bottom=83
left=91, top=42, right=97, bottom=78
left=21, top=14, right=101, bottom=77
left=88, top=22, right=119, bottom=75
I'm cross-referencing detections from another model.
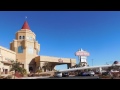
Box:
left=38, top=76, right=99, bottom=79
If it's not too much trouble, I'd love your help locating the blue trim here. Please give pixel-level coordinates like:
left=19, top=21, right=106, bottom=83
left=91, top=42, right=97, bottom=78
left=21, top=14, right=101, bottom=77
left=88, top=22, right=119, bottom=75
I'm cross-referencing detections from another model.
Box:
left=18, top=46, right=23, bottom=53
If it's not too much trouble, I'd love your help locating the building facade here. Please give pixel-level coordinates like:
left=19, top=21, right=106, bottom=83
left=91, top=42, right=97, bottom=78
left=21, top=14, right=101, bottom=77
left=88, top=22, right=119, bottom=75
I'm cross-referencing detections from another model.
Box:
left=0, top=21, right=76, bottom=74
left=0, top=46, right=16, bottom=74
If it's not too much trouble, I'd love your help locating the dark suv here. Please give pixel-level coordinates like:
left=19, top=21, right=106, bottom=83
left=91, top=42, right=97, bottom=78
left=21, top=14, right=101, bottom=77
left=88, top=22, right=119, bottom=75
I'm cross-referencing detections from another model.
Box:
left=102, top=72, right=109, bottom=76
left=62, top=72, right=69, bottom=77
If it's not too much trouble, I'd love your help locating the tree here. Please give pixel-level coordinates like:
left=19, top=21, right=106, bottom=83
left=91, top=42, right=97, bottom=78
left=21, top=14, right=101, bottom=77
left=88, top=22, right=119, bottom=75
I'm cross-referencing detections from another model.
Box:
left=107, top=64, right=120, bottom=78
left=21, top=68, right=27, bottom=75
left=10, top=61, right=22, bottom=72
left=72, top=63, right=80, bottom=68
left=73, top=62, right=84, bottom=68
left=36, top=68, right=42, bottom=75
left=42, top=62, right=47, bottom=72
left=107, top=64, right=120, bottom=71
left=75, top=64, right=79, bottom=68
left=10, top=61, right=27, bottom=76
left=42, top=62, right=53, bottom=72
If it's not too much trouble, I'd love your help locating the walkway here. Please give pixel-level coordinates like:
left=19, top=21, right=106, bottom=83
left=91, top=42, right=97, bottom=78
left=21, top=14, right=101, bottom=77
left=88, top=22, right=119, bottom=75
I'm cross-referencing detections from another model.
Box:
left=21, top=76, right=50, bottom=79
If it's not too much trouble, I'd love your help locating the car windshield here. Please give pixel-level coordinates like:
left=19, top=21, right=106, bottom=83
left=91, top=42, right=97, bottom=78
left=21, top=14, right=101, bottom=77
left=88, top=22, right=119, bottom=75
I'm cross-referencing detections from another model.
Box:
left=89, top=71, right=94, bottom=73
left=55, top=72, right=62, bottom=74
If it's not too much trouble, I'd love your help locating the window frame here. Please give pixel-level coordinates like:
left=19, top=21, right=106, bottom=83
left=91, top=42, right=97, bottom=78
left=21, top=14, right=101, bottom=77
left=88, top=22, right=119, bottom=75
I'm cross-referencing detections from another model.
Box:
left=18, top=46, right=24, bottom=53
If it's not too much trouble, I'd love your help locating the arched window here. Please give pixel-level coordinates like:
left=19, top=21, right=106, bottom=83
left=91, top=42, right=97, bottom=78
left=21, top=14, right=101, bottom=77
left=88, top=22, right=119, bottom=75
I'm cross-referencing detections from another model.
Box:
left=18, top=46, right=24, bottom=53
left=19, top=36, right=22, bottom=39
left=23, top=36, right=25, bottom=39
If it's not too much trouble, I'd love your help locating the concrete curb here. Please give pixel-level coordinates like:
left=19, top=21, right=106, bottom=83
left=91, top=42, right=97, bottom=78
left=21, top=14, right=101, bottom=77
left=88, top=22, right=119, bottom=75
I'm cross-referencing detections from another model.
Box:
left=21, top=76, right=50, bottom=79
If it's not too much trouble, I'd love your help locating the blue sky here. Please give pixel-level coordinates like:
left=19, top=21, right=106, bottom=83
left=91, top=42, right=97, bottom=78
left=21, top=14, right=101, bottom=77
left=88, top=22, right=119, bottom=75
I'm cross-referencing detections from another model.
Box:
left=0, top=11, right=120, bottom=70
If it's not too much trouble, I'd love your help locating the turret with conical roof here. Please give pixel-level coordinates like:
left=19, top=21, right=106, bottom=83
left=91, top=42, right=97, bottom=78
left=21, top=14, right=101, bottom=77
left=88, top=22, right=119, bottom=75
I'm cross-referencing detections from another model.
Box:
left=21, top=21, right=30, bottom=30
left=10, top=20, right=40, bottom=72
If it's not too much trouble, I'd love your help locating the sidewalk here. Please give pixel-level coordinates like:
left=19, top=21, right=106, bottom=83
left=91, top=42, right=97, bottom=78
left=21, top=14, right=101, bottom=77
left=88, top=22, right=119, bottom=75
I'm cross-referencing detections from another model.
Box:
left=69, top=75, right=75, bottom=77
left=20, top=76, right=50, bottom=79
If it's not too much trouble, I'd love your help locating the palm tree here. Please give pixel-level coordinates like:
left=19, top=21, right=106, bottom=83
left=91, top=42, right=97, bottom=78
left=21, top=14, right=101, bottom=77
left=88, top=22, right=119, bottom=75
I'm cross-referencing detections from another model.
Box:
left=36, top=68, right=42, bottom=75
left=73, top=62, right=82, bottom=68
left=108, top=62, right=120, bottom=72
left=10, top=61, right=22, bottom=72
left=42, top=62, right=47, bottom=72
left=75, top=64, right=79, bottom=68
left=47, top=63, right=52, bottom=71
left=107, top=62, right=120, bottom=78
left=20, top=68, right=27, bottom=76
left=72, top=64, right=79, bottom=68
left=42, top=62, right=53, bottom=72
left=10, top=60, right=27, bottom=77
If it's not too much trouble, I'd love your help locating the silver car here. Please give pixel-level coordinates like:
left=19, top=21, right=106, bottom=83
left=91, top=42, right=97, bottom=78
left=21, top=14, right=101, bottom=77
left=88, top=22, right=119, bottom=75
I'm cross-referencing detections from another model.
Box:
left=54, top=72, right=62, bottom=77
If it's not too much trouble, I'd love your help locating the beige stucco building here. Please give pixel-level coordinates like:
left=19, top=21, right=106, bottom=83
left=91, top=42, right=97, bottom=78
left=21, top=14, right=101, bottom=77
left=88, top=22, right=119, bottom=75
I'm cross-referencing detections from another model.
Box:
left=0, top=21, right=76, bottom=74
left=0, top=46, right=16, bottom=74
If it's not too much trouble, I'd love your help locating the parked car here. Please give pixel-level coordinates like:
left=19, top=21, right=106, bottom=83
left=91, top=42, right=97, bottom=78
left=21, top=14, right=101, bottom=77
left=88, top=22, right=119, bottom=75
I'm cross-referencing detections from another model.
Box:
left=54, top=72, right=62, bottom=77
left=102, top=72, right=110, bottom=76
left=62, top=72, right=69, bottom=77
left=78, top=72, right=84, bottom=76
left=78, top=71, right=95, bottom=76
left=95, top=71, right=100, bottom=74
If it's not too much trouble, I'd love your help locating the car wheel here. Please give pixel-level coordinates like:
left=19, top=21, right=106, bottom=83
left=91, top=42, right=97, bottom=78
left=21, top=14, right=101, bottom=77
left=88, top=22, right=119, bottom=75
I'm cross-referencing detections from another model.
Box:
left=88, top=74, right=90, bottom=76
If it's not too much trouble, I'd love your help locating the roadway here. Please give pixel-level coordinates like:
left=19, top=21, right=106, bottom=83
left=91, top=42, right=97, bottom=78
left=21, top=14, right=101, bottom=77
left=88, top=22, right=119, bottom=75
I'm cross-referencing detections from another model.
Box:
left=38, top=76, right=99, bottom=79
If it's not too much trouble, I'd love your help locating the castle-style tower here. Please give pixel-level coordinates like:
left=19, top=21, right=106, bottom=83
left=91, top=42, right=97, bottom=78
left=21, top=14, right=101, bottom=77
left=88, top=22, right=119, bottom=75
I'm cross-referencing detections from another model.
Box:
left=10, top=21, right=40, bottom=72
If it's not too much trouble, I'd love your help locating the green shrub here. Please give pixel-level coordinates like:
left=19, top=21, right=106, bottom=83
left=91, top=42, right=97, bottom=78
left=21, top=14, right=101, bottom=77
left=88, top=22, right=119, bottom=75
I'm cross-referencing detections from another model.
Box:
left=0, top=76, right=5, bottom=79
left=6, top=75, right=13, bottom=79
left=2, top=75, right=13, bottom=79
left=36, top=69, right=42, bottom=73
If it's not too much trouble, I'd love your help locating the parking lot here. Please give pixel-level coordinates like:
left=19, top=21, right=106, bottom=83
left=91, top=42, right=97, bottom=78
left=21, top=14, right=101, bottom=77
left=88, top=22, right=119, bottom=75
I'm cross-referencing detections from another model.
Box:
left=38, top=76, right=99, bottom=79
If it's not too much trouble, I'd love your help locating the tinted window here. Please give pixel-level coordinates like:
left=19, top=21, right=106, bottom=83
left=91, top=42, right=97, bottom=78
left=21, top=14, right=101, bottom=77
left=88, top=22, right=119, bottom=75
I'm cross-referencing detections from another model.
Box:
left=56, top=72, right=62, bottom=74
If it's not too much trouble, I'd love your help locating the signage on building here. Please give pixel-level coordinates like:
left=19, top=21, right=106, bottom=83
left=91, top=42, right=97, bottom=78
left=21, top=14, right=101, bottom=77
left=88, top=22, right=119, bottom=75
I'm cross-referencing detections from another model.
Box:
left=58, top=59, right=63, bottom=63
left=5, top=58, right=14, bottom=61
left=81, top=58, right=87, bottom=62
left=75, top=51, right=90, bottom=56
left=80, top=56, right=87, bottom=62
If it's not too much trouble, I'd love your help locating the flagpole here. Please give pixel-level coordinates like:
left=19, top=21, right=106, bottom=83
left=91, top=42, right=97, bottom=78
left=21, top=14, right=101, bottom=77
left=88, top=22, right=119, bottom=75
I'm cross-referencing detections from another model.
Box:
left=25, top=16, right=27, bottom=21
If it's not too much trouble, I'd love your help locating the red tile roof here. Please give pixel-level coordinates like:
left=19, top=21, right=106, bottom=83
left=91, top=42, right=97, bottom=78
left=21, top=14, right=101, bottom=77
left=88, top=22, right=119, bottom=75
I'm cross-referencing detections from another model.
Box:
left=21, top=21, right=30, bottom=30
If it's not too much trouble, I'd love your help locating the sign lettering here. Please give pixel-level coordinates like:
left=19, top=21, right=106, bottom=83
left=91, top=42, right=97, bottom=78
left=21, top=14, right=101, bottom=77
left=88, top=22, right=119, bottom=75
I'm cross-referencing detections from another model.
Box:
left=58, top=59, right=63, bottom=63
